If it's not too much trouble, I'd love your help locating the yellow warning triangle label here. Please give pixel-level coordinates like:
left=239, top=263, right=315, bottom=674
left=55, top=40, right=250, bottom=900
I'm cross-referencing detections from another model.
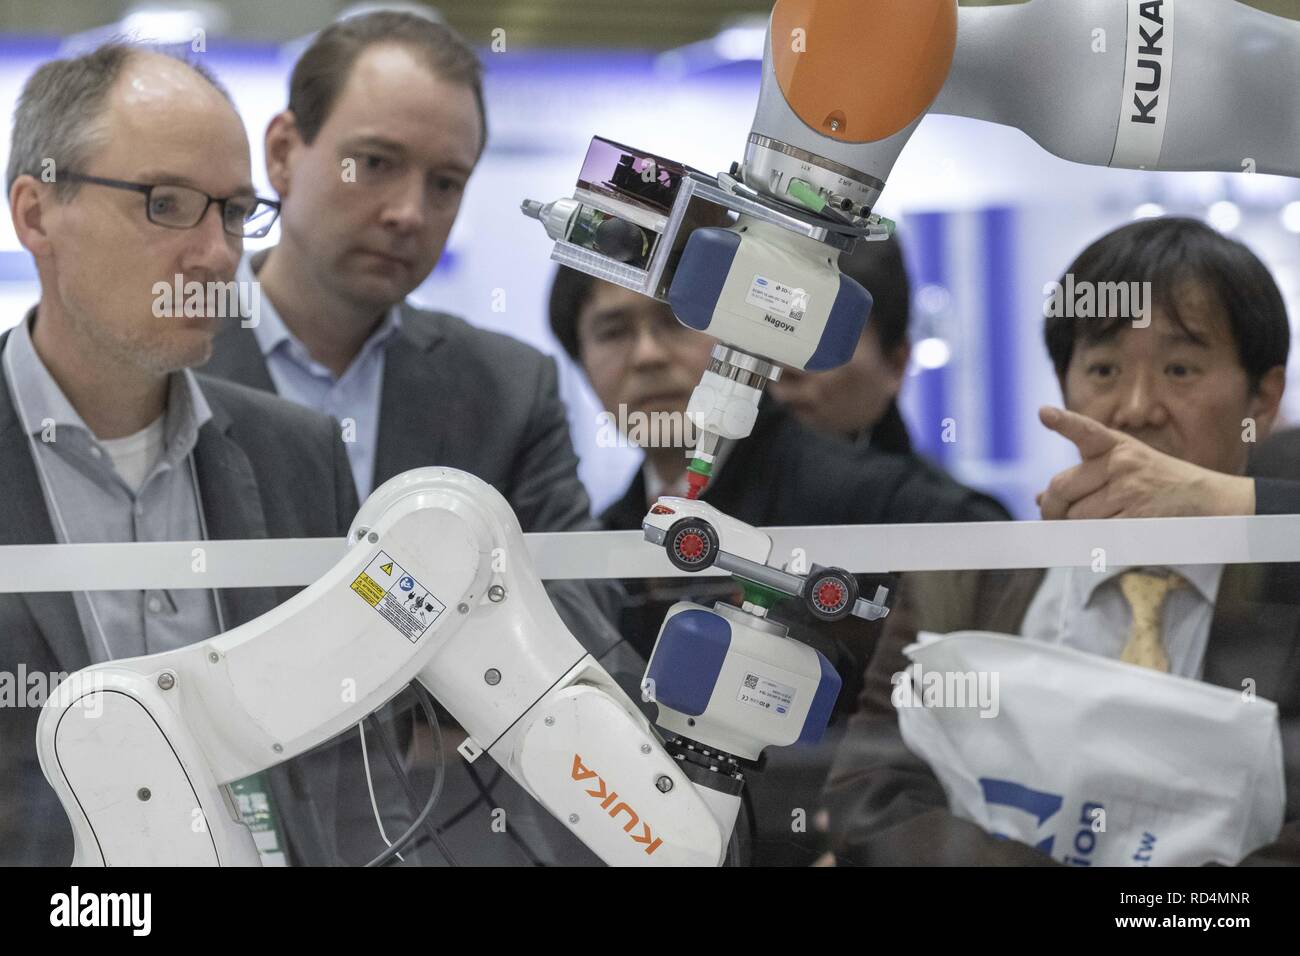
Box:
left=380, top=562, right=394, bottom=576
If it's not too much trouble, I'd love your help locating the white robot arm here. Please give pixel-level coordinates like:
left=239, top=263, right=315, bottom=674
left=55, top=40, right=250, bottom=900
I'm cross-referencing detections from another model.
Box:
left=39, top=468, right=876, bottom=866
left=933, top=0, right=1300, bottom=178
left=525, top=0, right=1300, bottom=473
left=36, top=470, right=733, bottom=866
left=748, top=0, right=1300, bottom=213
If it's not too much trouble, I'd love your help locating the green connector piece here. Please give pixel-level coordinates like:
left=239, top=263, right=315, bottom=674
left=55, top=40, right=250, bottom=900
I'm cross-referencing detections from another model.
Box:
left=787, top=179, right=826, bottom=214
left=737, top=578, right=787, bottom=610
left=687, top=457, right=712, bottom=479
left=867, top=213, right=897, bottom=238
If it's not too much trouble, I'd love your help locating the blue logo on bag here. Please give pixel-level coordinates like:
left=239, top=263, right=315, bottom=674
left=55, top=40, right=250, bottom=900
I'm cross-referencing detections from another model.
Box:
left=980, top=779, right=1113, bottom=865
left=980, top=777, right=1063, bottom=855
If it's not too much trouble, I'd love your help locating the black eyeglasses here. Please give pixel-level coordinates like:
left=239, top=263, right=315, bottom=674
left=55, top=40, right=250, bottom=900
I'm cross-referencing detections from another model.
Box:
left=63, top=173, right=281, bottom=239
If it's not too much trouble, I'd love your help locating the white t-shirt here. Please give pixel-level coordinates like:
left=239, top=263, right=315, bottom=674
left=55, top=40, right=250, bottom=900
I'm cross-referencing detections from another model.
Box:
left=98, top=415, right=167, bottom=494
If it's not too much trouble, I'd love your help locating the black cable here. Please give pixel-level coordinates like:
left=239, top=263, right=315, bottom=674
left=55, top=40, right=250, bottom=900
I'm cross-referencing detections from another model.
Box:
left=439, top=764, right=505, bottom=829
left=408, top=688, right=460, bottom=867
left=363, top=682, right=449, bottom=867
left=381, top=703, right=533, bottom=843
left=463, top=757, right=548, bottom=867
left=411, top=696, right=501, bottom=830
left=363, top=685, right=446, bottom=867
left=405, top=682, right=456, bottom=865
left=365, top=688, right=458, bottom=866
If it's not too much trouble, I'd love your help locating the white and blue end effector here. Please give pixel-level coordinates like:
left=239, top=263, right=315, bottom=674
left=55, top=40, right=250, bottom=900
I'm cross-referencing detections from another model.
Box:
left=667, top=214, right=872, bottom=463
left=521, top=134, right=886, bottom=464
left=639, top=601, right=842, bottom=832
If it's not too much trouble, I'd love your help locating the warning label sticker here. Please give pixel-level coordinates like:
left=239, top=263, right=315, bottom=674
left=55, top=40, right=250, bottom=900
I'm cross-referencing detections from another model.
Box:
left=351, top=551, right=446, bottom=643
left=736, top=672, right=797, bottom=717
left=744, top=274, right=809, bottom=335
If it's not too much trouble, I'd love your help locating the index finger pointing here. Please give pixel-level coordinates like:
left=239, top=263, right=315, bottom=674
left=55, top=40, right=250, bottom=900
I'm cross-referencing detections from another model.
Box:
left=1038, top=406, right=1123, bottom=460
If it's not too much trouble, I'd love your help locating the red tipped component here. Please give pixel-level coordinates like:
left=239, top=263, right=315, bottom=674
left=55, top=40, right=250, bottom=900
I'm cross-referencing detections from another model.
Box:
left=685, top=470, right=708, bottom=500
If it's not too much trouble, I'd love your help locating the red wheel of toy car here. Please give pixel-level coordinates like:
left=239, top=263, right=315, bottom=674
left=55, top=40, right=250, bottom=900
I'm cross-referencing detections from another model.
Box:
left=804, top=567, right=858, bottom=621
left=666, top=518, right=719, bottom=572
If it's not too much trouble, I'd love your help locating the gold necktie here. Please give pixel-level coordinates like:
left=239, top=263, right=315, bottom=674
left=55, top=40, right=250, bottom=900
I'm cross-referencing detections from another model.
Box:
left=1117, top=570, right=1186, bottom=672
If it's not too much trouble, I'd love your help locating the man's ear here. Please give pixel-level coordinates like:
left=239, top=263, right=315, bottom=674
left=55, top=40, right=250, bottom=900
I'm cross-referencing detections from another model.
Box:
left=1248, top=364, right=1286, bottom=441
left=8, top=175, right=54, bottom=258
left=264, top=110, right=302, bottom=198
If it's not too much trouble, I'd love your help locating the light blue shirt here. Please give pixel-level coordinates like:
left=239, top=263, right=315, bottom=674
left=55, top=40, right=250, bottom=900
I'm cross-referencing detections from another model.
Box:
left=3, top=310, right=221, bottom=663
left=238, top=253, right=401, bottom=499
left=1020, top=563, right=1224, bottom=680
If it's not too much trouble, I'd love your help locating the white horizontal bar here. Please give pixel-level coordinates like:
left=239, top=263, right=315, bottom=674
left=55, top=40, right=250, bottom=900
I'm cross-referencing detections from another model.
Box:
left=1, top=514, right=1299, bottom=592
left=0, top=539, right=348, bottom=593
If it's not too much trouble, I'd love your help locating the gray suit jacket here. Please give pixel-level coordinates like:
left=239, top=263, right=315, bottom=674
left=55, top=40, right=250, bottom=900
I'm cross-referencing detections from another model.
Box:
left=824, top=565, right=1300, bottom=865
left=204, top=301, right=631, bottom=654
left=204, top=300, right=643, bottom=865
left=0, top=339, right=381, bottom=866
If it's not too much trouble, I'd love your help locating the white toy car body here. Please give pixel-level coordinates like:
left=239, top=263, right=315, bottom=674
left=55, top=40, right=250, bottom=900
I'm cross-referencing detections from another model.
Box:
left=642, top=497, right=772, bottom=568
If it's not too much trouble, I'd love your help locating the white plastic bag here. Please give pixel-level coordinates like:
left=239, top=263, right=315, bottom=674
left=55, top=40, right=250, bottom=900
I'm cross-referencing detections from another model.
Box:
left=895, top=631, right=1285, bottom=866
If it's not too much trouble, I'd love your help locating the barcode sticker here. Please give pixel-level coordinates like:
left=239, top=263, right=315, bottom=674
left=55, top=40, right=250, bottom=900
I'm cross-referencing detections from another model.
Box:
left=736, top=672, right=796, bottom=717
left=744, top=274, right=810, bottom=335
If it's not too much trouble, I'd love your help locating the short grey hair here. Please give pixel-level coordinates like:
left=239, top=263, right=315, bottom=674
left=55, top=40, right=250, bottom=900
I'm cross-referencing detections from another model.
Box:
left=6, top=41, right=234, bottom=201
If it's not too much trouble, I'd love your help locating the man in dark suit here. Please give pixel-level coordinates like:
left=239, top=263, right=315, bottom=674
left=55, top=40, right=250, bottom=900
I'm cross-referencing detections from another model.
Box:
left=1251, top=424, right=1300, bottom=483
left=201, top=12, right=638, bottom=865
left=548, top=264, right=1011, bottom=865
left=823, top=217, right=1300, bottom=865
left=202, top=10, right=627, bottom=656
left=0, top=345, right=371, bottom=865
left=0, top=43, right=397, bottom=865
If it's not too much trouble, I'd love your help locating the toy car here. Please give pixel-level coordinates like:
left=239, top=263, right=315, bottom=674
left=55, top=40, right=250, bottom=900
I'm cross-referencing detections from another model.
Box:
left=641, top=497, right=884, bottom=623
left=643, top=497, right=770, bottom=571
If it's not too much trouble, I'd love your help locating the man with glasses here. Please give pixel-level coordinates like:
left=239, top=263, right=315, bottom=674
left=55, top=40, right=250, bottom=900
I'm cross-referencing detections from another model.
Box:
left=1, top=43, right=369, bottom=866
left=59, top=172, right=280, bottom=240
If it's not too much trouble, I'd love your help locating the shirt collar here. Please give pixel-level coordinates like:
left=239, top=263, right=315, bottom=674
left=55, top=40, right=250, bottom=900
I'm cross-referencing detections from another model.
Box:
left=239, top=251, right=404, bottom=371
left=1080, top=562, right=1224, bottom=606
left=163, top=361, right=213, bottom=463
left=4, top=307, right=211, bottom=463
